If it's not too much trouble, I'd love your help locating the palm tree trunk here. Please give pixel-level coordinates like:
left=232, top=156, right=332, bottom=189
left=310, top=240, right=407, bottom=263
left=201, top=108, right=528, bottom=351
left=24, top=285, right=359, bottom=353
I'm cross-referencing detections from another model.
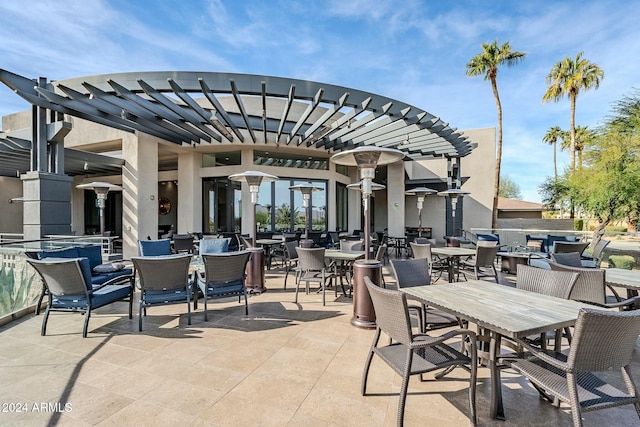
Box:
left=569, top=92, right=577, bottom=218
left=491, top=77, right=502, bottom=230
left=578, top=150, right=583, bottom=170
left=553, top=141, right=557, bottom=182
left=570, top=92, right=577, bottom=174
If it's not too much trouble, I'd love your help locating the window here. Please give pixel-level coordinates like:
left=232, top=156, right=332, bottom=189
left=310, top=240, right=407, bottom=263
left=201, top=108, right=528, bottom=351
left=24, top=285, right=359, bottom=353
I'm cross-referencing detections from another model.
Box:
left=202, top=151, right=241, bottom=167
left=204, top=177, right=328, bottom=234
left=202, top=178, right=241, bottom=233
left=253, top=150, right=328, bottom=170
left=336, top=183, right=348, bottom=232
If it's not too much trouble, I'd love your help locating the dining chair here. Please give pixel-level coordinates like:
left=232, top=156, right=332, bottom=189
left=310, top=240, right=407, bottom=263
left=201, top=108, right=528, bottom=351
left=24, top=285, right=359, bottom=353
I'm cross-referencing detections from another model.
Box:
left=27, top=257, right=133, bottom=338
left=553, top=241, right=590, bottom=256
left=550, top=251, right=583, bottom=267
left=240, top=235, right=254, bottom=250
left=548, top=261, right=640, bottom=309
left=374, top=244, right=387, bottom=287
left=458, top=245, right=500, bottom=282
left=361, top=276, right=477, bottom=427
left=199, top=237, right=230, bottom=255
left=340, top=239, right=364, bottom=252
left=131, top=254, right=192, bottom=331
left=409, top=242, right=446, bottom=282
left=512, top=265, right=580, bottom=350
left=294, top=247, right=336, bottom=306
left=510, top=308, right=640, bottom=427
left=172, top=233, right=195, bottom=254
left=581, top=238, right=610, bottom=268
left=279, top=240, right=299, bottom=290
left=390, top=258, right=458, bottom=332
left=138, top=238, right=172, bottom=256
left=198, top=251, right=252, bottom=320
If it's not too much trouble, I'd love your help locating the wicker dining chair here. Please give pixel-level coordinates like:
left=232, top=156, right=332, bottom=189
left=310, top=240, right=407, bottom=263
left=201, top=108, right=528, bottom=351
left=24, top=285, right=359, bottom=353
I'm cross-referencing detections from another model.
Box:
left=295, top=247, right=336, bottom=306
left=409, top=242, right=446, bottom=282
left=458, top=245, right=500, bottom=282
left=390, top=258, right=458, bottom=332
left=131, top=254, right=192, bottom=331
left=513, top=264, right=580, bottom=350
left=279, top=240, right=299, bottom=290
left=548, top=261, right=640, bottom=309
left=361, top=277, right=477, bottom=427
left=581, top=239, right=610, bottom=268
left=198, top=251, right=252, bottom=320
left=27, top=258, right=133, bottom=338
left=172, top=233, right=195, bottom=254
left=510, top=308, right=640, bottom=427
left=553, top=241, right=590, bottom=256
left=550, top=252, right=583, bottom=268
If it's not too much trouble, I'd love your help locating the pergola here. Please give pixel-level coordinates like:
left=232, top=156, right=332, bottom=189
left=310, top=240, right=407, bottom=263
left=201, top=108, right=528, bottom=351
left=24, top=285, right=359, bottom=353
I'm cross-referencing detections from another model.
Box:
left=0, top=69, right=476, bottom=177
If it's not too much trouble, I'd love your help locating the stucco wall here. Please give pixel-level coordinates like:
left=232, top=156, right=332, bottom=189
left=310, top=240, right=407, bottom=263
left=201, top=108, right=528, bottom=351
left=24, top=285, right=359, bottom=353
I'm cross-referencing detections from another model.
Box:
left=0, top=177, right=24, bottom=233
left=403, top=127, right=495, bottom=243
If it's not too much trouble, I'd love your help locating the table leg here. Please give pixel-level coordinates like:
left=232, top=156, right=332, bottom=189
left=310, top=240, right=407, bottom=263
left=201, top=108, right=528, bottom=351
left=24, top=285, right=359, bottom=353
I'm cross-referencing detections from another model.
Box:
left=489, top=331, right=506, bottom=420
left=447, top=257, right=455, bottom=283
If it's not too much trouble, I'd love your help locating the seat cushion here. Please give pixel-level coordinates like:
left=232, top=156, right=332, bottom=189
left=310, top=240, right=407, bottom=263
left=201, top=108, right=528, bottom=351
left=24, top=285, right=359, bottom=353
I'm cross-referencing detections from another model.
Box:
left=142, top=288, right=190, bottom=304
left=199, top=238, right=230, bottom=254
left=91, top=284, right=132, bottom=309
left=202, top=280, right=245, bottom=297
left=139, top=239, right=172, bottom=256
left=77, top=245, right=103, bottom=270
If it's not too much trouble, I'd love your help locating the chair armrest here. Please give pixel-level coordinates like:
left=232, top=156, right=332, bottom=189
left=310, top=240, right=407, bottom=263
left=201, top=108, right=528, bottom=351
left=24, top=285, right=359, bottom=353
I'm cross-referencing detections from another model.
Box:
left=513, top=338, right=569, bottom=371
left=410, top=328, right=476, bottom=348
left=603, top=295, right=640, bottom=310
left=91, top=272, right=134, bottom=292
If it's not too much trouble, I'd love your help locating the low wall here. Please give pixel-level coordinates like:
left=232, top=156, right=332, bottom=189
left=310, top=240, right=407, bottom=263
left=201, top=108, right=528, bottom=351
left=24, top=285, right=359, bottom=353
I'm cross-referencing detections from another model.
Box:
left=497, top=218, right=575, bottom=230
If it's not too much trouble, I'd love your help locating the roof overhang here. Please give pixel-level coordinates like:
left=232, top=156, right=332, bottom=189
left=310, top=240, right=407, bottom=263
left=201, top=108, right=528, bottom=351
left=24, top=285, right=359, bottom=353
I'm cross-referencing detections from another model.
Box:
left=0, top=131, right=124, bottom=178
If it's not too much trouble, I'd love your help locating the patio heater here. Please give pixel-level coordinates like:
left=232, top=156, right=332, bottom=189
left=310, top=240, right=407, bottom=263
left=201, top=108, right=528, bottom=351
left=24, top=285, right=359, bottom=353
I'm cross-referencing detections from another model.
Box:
left=331, top=146, right=404, bottom=329
left=405, top=187, right=437, bottom=237
left=76, top=182, right=122, bottom=235
left=437, top=188, right=470, bottom=239
left=347, top=180, right=386, bottom=249
left=289, top=183, right=324, bottom=247
left=229, top=171, right=278, bottom=294
left=229, top=171, right=278, bottom=248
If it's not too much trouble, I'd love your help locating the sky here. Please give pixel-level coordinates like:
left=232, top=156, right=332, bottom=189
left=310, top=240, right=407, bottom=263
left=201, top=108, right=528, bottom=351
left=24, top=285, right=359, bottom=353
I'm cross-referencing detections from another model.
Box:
left=1, top=0, right=639, bottom=203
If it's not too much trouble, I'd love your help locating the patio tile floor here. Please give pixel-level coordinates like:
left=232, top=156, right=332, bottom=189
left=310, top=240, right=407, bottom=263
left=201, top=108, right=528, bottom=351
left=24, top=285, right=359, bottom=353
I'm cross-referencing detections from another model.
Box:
left=1, top=261, right=639, bottom=426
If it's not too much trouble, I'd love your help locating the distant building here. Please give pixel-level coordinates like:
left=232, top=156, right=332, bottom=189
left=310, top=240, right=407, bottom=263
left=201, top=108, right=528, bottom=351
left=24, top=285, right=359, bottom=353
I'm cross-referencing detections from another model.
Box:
left=497, top=197, right=544, bottom=219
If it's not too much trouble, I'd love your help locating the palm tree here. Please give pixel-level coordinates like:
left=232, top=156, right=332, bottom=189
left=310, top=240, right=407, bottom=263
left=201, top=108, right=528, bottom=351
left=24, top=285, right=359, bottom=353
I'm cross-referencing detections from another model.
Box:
left=574, top=125, right=595, bottom=169
left=542, top=52, right=604, bottom=175
left=466, top=40, right=526, bottom=229
left=542, top=126, right=563, bottom=182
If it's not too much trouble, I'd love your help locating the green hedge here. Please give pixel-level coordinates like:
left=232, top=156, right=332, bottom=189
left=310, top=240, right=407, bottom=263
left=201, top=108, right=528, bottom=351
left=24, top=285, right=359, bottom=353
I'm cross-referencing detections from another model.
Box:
left=587, top=225, right=628, bottom=232
left=608, top=255, right=635, bottom=270
left=574, top=219, right=584, bottom=231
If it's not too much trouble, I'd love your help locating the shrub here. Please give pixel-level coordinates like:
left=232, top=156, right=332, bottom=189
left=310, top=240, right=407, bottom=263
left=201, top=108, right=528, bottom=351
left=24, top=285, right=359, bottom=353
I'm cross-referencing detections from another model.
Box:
left=574, top=219, right=584, bottom=231
left=608, top=255, right=635, bottom=270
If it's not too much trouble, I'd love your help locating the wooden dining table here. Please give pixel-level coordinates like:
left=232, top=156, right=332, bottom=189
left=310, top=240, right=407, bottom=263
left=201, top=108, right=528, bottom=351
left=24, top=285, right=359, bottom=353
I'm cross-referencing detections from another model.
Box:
left=605, top=267, right=640, bottom=291
left=402, top=280, right=594, bottom=420
left=431, top=247, right=476, bottom=282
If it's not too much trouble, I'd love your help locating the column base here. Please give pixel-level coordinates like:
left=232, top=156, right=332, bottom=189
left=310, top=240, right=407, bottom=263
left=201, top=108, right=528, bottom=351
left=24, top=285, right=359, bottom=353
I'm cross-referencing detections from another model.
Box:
left=245, top=247, right=266, bottom=293
left=351, top=259, right=382, bottom=329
